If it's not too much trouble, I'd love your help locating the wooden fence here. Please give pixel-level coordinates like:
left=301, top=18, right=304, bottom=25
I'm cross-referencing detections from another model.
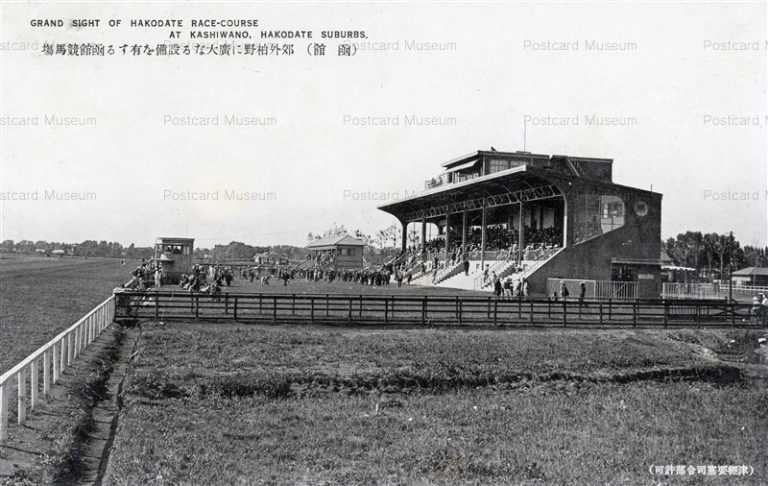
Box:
left=113, top=289, right=766, bottom=329
left=0, top=296, right=115, bottom=442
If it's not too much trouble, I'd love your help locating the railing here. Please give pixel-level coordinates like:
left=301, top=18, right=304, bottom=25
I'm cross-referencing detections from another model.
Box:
left=547, top=279, right=639, bottom=301
left=424, top=173, right=449, bottom=190
left=596, top=280, right=639, bottom=301
left=662, top=282, right=768, bottom=300
left=113, top=290, right=765, bottom=330
left=474, top=259, right=519, bottom=290
left=432, top=261, right=465, bottom=284
left=0, top=296, right=115, bottom=442
left=476, top=250, right=563, bottom=291
left=407, top=260, right=433, bottom=282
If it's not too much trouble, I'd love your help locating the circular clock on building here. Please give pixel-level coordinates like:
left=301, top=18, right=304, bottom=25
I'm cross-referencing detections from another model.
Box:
left=634, top=200, right=649, bottom=217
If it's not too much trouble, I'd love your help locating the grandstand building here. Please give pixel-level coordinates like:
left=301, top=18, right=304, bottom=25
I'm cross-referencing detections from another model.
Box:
left=378, top=149, right=663, bottom=298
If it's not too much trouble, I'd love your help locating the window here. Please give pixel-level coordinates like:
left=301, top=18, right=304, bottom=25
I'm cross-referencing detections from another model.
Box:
left=573, top=194, right=626, bottom=244
left=486, top=158, right=526, bottom=175
left=600, top=196, right=625, bottom=233
left=487, top=158, right=510, bottom=174
left=611, top=264, right=636, bottom=281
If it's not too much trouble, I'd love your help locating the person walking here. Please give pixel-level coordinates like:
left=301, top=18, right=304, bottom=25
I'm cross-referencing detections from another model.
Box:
left=492, top=271, right=502, bottom=297
left=578, top=281, right=588, bottom=308
left=504, top=277, right=513, bottom=298
left=154, top=266, right=162, bottom=288
left=560, top=280, right=569, bottom=301
left=751, top=295, right=761, bottom=324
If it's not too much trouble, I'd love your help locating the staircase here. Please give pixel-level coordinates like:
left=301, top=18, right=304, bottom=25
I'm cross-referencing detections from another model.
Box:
left=432, top=248, right=565, bottom=292
left=435, top=268, right=477, bottom=290
left=475, top=248, right=565, bottom=291
left=432, top=261, right=465, bottom=285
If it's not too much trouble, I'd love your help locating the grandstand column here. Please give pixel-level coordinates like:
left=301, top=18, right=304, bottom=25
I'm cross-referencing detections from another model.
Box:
left=461, top=210, right=467, bottom=253
left=561, top=196, right=569, bottom=247
left=539, top=206, right=544, bottom=231
left=444, top=213, right=450, bottom=262
left=400, top=220, right=407, bottom=253
left=480, top=199, right=487, bottom=270
left=421, top=215, right=426, bottom=255
left=518, top=202, right=525, bottom=263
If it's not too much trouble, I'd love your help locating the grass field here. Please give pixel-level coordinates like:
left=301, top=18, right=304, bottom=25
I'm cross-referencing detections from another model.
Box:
left=103, top=322, right=768, bottom=485
left=0, top=255, right=135, bottom=374
left=103, top=385, right=767, bottom=485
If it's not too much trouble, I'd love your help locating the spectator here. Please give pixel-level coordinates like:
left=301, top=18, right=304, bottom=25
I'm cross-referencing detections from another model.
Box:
left=579, top=281, right=588, bottom=308
left=492, top=271, right=502, bottom=297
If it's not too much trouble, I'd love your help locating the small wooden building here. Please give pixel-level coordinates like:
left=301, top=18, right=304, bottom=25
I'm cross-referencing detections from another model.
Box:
left=731, top=267, right=768, bottom=287
left=306, top=235, right=365, bottom=270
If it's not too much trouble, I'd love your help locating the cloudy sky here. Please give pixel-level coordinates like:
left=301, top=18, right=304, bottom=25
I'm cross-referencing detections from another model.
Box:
left=0, top=1, right=766, bottom=248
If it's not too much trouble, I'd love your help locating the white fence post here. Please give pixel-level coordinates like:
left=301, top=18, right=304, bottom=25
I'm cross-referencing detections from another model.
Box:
left=43, top=350, right=51, bottom=397
left=0, top=383, right=7, bottom=441
left=17, top=368, right=26, bottom=424
left=63, top=335, right=69, bottom=370
left=30, top=361, right=38, bottom=411
left=0, top=296, right=114, bottom=443
left=52, top=342, right=60, bottom=383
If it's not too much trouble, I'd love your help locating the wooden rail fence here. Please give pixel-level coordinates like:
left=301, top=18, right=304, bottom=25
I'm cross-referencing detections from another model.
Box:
left=0, top=296, right=115, bottom=443
left=114, top=289, right=767, bottom=329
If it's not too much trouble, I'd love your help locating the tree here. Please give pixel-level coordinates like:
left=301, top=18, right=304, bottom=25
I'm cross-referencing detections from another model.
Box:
left=702, top=233, right=719, bottom=277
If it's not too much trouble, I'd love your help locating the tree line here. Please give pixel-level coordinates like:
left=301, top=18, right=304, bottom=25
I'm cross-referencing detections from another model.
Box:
left=0, top=239, right=153, bottom=259
left=664, top=231, right=768, bottom=277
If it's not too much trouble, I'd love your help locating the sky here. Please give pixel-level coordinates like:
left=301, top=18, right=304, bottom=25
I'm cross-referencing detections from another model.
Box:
left=0, top=1, right=766, bottom=248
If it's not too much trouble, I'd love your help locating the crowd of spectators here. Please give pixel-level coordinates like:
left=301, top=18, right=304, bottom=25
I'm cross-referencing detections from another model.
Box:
left=123, top=260, right=238, bottom=300
left=297, top=265, right=412, bottom=287
left=123, top=260, right=158, bottom=290
left=178, top=264, right=235, bottom=293
left=395, top=225, right=564, bottom=279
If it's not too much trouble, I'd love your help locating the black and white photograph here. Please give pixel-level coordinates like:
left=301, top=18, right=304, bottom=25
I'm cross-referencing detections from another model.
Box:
left=0, top=1, right=766, bottom=484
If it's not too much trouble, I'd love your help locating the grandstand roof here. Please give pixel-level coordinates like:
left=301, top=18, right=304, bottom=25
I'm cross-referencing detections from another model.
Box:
left=379, top=149, right=660, bottom=221
left=306, top=234, right=366, bottom=249
left=378, top=165, right=559, bottom=218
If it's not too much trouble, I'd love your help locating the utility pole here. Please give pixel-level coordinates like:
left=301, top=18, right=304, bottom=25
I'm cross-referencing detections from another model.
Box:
left=728, top=263, right=733, bottom=302
left=523, top=117, right=527, bottom=152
